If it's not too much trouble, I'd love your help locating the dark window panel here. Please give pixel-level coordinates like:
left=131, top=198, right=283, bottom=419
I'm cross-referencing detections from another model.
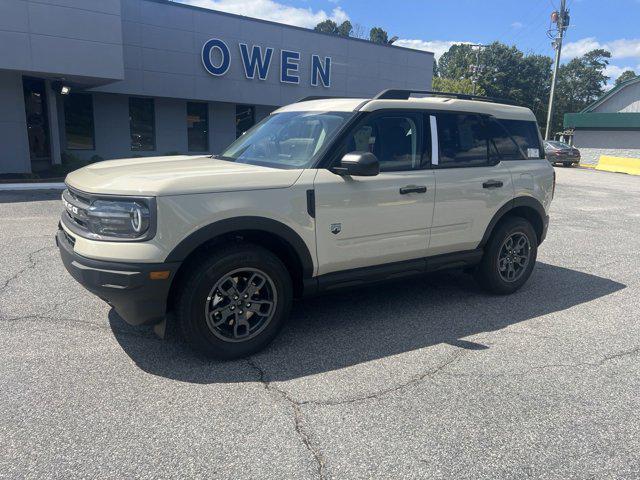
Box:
left=64, top=93, right=95, bottom=150
left=187, top=102, right=209, bottom=152
left=129, top=97, right=155, bottom=151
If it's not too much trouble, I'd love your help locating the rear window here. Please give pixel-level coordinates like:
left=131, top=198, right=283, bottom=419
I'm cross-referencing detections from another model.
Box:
left=499, top=119, right=544, bottom=159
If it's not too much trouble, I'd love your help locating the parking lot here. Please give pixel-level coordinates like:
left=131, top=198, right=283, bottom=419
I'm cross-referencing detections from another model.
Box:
left=1, top=167, right=639, bottom=479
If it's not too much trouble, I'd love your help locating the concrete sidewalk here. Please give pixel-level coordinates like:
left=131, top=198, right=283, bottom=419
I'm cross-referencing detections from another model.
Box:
left=0, top=182, right=66, bottom=191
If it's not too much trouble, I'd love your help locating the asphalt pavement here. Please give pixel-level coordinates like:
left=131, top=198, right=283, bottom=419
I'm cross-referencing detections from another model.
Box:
left=1, top=168, right=639, bottom=479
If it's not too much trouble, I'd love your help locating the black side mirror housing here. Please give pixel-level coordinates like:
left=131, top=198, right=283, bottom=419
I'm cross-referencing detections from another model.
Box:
left=333, top=151, right=380, bottom=177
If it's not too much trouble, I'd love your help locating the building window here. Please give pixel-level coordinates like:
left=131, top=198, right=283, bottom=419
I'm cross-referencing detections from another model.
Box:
left=236, top=105, right=255, bottom=138
left=187, top=102, right=209, bottom=151
left=64, top=94, right=95, bottom=150
left=129, top=97, right=155, bottom=151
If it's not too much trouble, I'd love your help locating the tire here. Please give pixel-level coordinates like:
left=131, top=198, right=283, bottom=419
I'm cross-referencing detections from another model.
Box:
left=176, top=243, right=293, bottom=360
left=474, top=216, right=538, bottom=295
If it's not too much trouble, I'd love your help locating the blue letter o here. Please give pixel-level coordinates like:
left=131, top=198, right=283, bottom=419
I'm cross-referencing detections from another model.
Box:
left=202, top=38, right=230, bottom=76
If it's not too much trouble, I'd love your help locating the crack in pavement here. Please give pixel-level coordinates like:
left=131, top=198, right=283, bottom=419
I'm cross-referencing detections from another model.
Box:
left=439, top=346, right=640, bottom=378
left=0, top=246, right=53, bottom=296
left=246, top=357, right=327, bottom=480
left=300, top=349, right=468, bottom=407
left=0, top=313, right=157, bottom=341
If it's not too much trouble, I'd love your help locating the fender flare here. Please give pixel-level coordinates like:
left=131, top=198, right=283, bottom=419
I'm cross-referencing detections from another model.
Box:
left=164, top=216, right=314, bottom=278
left=479, top=196, right=548, bottom=247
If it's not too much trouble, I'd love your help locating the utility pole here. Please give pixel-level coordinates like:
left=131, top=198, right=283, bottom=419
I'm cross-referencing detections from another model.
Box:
left=469, top=44, right=486, bottom=95
left=544, top=0, right=570, bottom=140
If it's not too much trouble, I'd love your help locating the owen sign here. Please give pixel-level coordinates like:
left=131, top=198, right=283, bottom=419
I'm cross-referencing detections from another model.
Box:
left=201, top=38, right=332, bottom=87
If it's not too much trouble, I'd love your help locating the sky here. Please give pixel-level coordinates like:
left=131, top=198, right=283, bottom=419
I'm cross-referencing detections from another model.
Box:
left=177, top=0, right=640, bottom=85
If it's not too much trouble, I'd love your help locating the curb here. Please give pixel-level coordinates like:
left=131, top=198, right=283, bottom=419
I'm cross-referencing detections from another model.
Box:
left=0, top=182, right=66, bottom=191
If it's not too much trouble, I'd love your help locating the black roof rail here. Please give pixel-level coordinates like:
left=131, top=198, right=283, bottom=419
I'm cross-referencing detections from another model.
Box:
left=373, top=89, right=520, bottom=106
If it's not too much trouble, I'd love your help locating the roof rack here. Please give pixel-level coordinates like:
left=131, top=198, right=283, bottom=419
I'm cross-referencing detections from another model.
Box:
left=373, top=89, right=520, bottom=106
left=298, top=95, right=336, bottom=102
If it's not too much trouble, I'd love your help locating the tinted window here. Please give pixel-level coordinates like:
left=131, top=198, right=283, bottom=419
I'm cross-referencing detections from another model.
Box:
left=437, top=113, right=488, bottom=167
left=187, top=102, right=209, bottom=152
left=340, top=113, right=423, bottom=172
left=64, top=94, right=95, bottom=150
left=485, top=118, right=523, bottom=160
left=500, top=119, right=543, bottom=159
left=129, top=97, right=155, bottom=151
left=236, top=105, right=255, bottom=138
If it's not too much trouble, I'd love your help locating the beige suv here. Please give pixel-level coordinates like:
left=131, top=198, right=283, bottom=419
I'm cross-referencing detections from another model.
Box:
left=57, top=90, right=554, bottom=359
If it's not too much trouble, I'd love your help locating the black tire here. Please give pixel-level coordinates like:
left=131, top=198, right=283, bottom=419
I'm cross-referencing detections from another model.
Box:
left=474, top=216, right=538, bottom=294
left=176, top=243, right=292, bottom=360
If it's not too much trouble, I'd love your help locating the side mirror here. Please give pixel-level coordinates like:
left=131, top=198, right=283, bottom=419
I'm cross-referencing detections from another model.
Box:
left=333, top=151, right=380, bottom=177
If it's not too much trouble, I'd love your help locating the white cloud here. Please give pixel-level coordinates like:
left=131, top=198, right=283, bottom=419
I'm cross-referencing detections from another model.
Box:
left=176, top=0, right=349, bottom=28
left=511, top=22, right=523, bottom=29
left=563, top=37, right=640, bottom=60
left=394, top=39, right=473, bottom=59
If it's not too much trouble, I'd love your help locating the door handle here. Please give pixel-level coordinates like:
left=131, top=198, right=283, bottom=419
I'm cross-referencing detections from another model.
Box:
left=399, top=185, right=427, bottom=195
left=482, top=180, right=504, bottom=189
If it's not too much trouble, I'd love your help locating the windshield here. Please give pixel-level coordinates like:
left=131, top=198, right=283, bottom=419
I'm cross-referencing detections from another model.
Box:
left=219, top=111, right=354, bottom=169
left=545, top=140, right=570, bottom=149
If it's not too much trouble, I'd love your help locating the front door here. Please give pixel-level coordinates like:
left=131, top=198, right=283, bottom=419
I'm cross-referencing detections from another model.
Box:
left=314, top=111, right=436, bottom=275
left=22, top=77, right=51, bottom=172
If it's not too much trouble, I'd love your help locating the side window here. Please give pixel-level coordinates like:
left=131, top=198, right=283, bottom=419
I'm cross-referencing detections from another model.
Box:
left=485, top=118, right=523, bottom=161
left=499, top=119, right=543, bottom=159
left=341, top=113, right=424, bottom=172
left=436, top=113, right=488, bottom=167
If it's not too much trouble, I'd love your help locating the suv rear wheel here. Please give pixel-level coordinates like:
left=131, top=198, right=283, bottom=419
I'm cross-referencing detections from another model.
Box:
left=474, top=216, right=538, bottom=294
left=176, top=243, right=292, bottom=359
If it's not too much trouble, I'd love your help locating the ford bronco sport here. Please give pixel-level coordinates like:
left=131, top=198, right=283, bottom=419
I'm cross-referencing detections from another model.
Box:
left=57, top=89, right=554, bottom=359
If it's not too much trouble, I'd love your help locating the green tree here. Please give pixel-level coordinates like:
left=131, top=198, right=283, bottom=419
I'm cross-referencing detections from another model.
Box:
left=551, top=49, right=611, bottom=133
left=369, top=27, right=389, bottom=44
left=615, top=70, right=637, bottom=86
left=314, top=19, right=338, bottom=34
left=432, top=77, right=485, bottom=95
left=314, top=20, right=352, bottom=37
left=337, top=20, right=353, bottom=38
left=437, top=42, right=551, bottom=125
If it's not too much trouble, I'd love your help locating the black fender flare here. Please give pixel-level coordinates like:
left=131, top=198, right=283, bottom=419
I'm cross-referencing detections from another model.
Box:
left=164, top=216, right=314, bottom=278
left=479, top=196, right=548, bottom=247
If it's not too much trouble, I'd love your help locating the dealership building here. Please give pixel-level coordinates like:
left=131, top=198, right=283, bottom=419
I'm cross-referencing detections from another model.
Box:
left=0, top=0, right=434, bottom=174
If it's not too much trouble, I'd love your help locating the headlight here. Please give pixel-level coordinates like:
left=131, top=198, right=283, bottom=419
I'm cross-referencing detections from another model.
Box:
left=62, top=189, right=155, bottom=241
left=86, top=199, right=151, bottom=238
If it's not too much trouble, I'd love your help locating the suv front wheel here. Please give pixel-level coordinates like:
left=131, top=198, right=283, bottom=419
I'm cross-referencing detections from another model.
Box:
left=176, top=243, right=293, bottom=359
left=474, top=216, right=538, bottom=294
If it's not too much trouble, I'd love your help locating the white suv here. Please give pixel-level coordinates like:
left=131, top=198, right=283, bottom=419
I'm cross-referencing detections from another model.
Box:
left=57, top=90, right=554, bottom=359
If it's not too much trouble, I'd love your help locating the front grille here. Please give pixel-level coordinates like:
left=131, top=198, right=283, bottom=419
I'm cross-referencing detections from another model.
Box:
left=62, top=187, right=91, bottom=234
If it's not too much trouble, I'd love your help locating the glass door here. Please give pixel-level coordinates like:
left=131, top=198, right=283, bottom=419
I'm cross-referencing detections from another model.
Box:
left=22, top=77, right=51, bottom=171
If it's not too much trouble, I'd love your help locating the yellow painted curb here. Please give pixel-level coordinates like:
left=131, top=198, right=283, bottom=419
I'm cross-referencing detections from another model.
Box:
left=596, top=155, right=640, bottom=175
left=579, top=163, right=596, bottom=169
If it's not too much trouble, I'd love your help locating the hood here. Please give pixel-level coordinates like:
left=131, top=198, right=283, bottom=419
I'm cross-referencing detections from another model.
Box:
left=65, top=155, right=304, bottom=196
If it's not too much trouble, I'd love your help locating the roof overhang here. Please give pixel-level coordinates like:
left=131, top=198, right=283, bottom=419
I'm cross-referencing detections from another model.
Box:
left=564, top=112, right=640, bottom=129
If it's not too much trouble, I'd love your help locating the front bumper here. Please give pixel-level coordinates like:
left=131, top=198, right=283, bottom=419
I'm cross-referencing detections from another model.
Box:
left=56, top=227, right=180, bottom=326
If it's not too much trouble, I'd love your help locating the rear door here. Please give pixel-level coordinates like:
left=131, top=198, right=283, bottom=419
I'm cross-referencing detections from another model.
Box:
left=313, top=110, right=436, bottom=275
left=500, top=119, right=554, bottom=211
left=428, top=112, right=514, bottom=255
